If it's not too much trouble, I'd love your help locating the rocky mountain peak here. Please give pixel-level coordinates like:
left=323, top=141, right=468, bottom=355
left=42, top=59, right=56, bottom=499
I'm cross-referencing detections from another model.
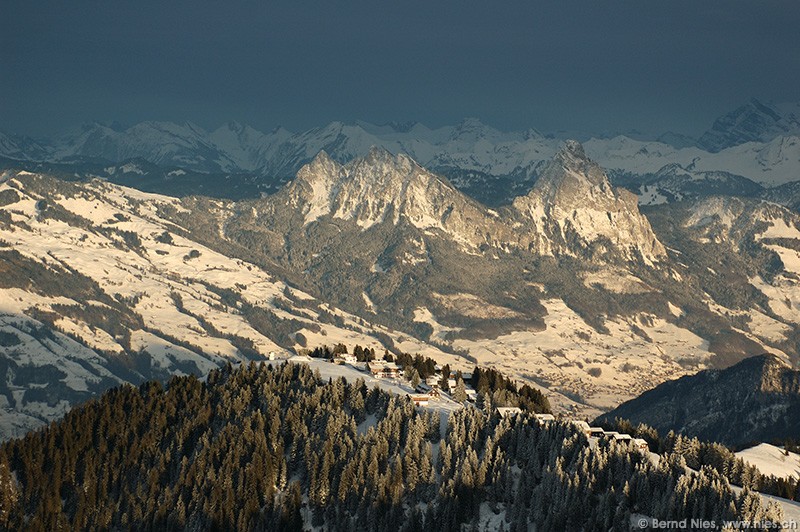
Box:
left=514, top=140, right=666, bottom=261
left=343, top=147, right=423, bottom=188
left=303, top=149, right=340, bottom=174
left=285, top=148, right=471, bottom=230
left=698, top=98, right=800, bottom=152
left=284, top=144, right=666, bottom=261
left=529, top=140, right=616, bottom=202
left=560, top=138, right=587, bottom=158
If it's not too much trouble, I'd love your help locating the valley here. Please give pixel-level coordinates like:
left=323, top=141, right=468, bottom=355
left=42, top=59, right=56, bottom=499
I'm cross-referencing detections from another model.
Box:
left=3, top=136, right=800, bottom=439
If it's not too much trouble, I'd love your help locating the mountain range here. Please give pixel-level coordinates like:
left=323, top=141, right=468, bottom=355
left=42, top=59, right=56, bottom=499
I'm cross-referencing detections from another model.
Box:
left=4, top=135, right=800, bottom=440
left=2, top=99, right=800, bottom=209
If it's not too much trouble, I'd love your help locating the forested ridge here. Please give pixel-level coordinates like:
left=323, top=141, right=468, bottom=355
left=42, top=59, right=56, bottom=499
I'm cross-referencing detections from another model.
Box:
left=0, top=361, right=785, bottom=531
left=601, top=417, right=800, bottom=502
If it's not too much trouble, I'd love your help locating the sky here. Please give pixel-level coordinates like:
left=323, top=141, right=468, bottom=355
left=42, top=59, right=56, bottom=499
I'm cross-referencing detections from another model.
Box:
left=2, top=1, right=799, bottom=138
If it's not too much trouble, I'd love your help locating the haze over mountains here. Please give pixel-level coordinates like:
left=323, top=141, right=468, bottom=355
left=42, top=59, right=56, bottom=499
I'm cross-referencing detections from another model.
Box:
left=2, top=99, right=800, bottom=208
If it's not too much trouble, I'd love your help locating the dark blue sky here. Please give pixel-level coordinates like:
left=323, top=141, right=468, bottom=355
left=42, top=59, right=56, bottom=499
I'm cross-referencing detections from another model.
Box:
left=3, top=1, right=799, bottom=137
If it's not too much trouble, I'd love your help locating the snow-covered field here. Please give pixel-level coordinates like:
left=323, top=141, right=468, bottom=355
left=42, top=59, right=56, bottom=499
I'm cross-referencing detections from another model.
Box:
left=289, top=356, right=463, bottom=416
left=448, top=297, right=714, bottom=418
left=0, top=174, right=467, bottom=438
left=736, top=443, right=800, bottom=480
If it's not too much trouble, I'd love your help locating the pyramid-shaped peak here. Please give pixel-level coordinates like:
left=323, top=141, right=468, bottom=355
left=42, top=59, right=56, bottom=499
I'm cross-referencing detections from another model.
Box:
left=514, top=139, right=667, bottom=261
left=557, top=139, right=588, bottom=162
left=531, top=141, right=608, bottom=198
left=296, top=150, right=342, bottom=178
left=313, top=149, right=332, bottom=162
left=544, top=140, right=608, bottom=187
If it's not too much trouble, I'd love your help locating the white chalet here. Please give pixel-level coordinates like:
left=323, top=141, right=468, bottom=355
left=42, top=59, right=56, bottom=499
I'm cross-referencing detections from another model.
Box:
left=369, top=362, right=403, bottom=379
left=408, top=394, right=430, bottom=407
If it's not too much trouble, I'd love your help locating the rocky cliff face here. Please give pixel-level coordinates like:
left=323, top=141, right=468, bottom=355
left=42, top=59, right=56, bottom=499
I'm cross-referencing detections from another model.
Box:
left=282, top=142, right=666, bottom=262
left=282, top=147, right=503, bottom=249
left=513, top=140, right=666, bottom=261
left=596, top=354, right=800, bottom=446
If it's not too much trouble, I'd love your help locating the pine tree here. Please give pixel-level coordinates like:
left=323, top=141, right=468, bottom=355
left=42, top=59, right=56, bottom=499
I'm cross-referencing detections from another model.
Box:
left=407, top=367, right=421, bottom=389
left=453, top=376, right=467, bottom=403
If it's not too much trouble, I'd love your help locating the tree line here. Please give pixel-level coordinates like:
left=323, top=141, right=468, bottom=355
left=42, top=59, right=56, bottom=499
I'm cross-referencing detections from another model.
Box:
left=0, top=361, right=785, bottom=531
left=601, top=417, right=800, bottom=502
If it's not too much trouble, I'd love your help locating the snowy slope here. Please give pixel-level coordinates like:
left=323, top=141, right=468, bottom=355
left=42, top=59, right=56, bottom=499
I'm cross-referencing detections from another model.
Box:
left=736, top=443, right=800, bottom=480
left=586, top=135, right=800, bottom=187
left=0, top=171, right=463, bottom=439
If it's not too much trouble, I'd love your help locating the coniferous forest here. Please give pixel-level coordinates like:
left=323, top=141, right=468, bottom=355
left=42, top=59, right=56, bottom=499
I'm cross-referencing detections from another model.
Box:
left=0, top=361, right=786, bottom=531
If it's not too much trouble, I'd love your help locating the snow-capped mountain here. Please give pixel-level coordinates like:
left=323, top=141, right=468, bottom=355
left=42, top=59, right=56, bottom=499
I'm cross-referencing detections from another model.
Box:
left=52, top=121, right=240, bottom=173
left=206, top=121, right=269, bottom=170
left=5, top=140, right=800, bottom=438
left=586, top=134, right=800, bottom=188
left=698, top=98, right=800, bottom=152
left=635, top=163, right=764, bottom=205
left=3, top=100, right=800, bottom=206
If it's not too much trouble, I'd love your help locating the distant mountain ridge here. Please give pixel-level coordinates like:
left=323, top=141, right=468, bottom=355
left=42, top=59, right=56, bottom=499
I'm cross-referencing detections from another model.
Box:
left=596, top=354, right=800, bottom=446
left=3, top=99, right=800, bottom=209
left=278, top=142, right=666, bottom=261
left=698, top=98, right=800, bottom=152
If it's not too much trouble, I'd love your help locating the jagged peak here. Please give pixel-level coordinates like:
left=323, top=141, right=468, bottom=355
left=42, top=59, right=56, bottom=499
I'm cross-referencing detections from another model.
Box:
left=294, top=150, right=342, bottom=180
left=344, top=146, right=420, bottom=176
left=284, top=148, right=472, bottom=229
left=560, top=139, right=586, bottom=158
left=533, top=140, right=609, bottom=195
left=308, top=149, right=338, bottom=168
left=364, top=145, right=395, bottom=161
left=513, top=140, right=667, bottom=261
